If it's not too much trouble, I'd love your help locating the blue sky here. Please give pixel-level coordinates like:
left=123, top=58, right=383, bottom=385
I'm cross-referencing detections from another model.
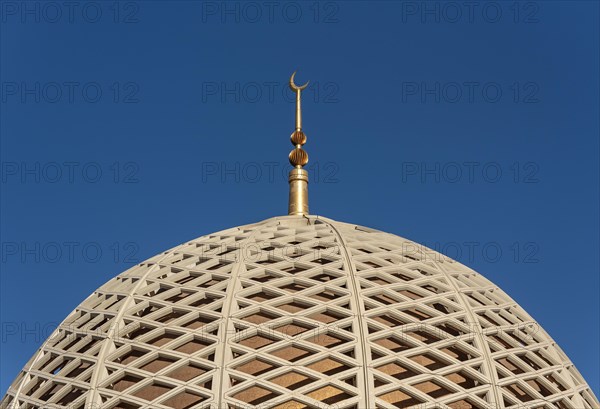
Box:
left=1, top=0, right=598, bottom=397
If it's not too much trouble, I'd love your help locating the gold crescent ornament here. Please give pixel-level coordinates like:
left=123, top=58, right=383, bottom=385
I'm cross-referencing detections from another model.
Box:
left=289, top=71, right=309, bottom=91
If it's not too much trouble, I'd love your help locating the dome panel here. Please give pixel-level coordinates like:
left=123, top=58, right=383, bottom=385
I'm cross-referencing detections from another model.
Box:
left=2, top=216, right=597, bottom=409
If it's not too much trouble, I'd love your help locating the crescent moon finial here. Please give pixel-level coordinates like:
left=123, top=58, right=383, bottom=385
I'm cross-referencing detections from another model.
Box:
left=290, top=71, right=309, bottom=91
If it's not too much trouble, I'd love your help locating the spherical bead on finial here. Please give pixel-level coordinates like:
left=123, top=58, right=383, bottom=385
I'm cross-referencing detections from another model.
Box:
left=289, top=148, right=309, bottom=167
left=291, top=130, right=307, bottom=146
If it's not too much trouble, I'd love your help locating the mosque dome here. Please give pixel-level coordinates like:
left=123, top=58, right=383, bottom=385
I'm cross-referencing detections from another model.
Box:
left=2, top=215, right=598, bottom=409
left=2, top=73, right=597, bottom=409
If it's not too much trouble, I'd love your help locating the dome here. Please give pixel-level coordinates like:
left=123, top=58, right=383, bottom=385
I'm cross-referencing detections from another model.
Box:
left=2, top=215, right=598, bottom=409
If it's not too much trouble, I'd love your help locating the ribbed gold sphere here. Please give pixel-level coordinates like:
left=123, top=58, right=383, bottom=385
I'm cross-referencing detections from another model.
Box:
left=290, top=130, right=307, bottom=146
left=289, top=147, right=309, bottom=167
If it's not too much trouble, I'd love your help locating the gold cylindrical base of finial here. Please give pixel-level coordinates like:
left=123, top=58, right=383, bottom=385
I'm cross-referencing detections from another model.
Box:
left=288, top=168, right=309, bottom=216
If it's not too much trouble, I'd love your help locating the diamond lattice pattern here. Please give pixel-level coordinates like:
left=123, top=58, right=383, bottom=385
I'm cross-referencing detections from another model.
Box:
left=2, top=216, right=597, bottom=409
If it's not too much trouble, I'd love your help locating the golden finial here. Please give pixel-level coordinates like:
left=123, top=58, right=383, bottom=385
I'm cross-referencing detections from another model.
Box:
left=289, top=71, right=309, bottom=168
left=288, top=71, right=310, bottom=216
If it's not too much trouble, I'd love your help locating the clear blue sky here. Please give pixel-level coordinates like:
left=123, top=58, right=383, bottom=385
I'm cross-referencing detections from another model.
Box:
left=1, top=0, right=598, bottom=397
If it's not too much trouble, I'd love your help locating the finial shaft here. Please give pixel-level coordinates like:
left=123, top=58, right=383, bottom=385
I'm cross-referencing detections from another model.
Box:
left=288, top=71, right=310, bottom=216
left=295, top=88, right=302, bottom=131
left=288, top=169, right=309, bottom=215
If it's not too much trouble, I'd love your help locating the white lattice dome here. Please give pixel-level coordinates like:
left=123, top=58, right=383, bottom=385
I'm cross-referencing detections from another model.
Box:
left=2, top=215, right=598, bottom=409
